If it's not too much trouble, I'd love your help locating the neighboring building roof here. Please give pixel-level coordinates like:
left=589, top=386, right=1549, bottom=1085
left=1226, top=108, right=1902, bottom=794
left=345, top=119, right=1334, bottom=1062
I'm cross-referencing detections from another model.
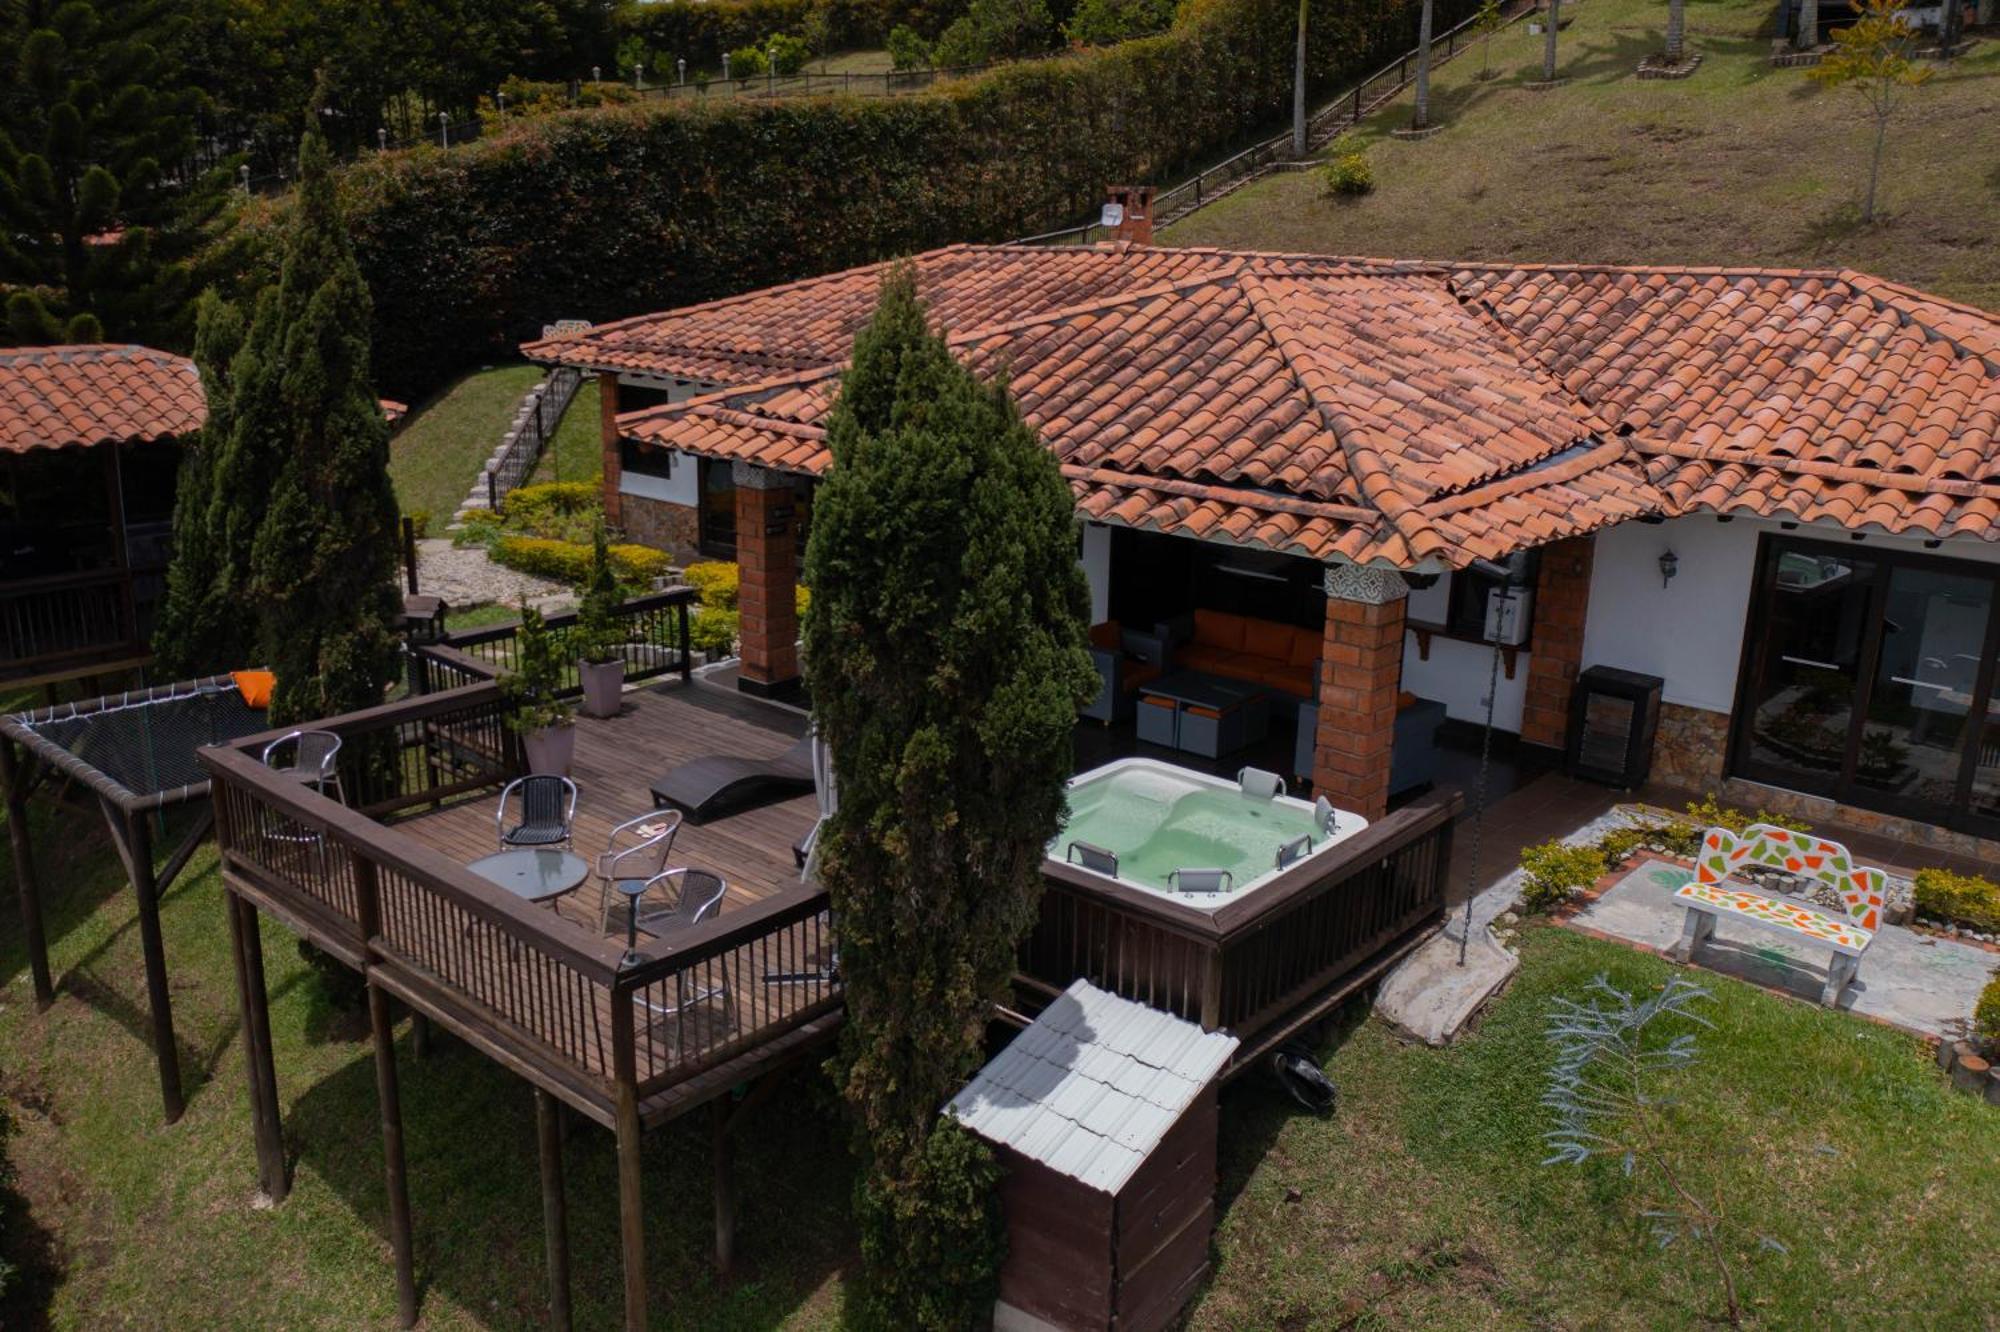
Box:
left=0, top=344, right=205, bottom=454
left=946, top=980, right=1238, bottom=1196
left=576, top=244, right=1999, bottom=566
left=380, top=398, right=409, bottom=428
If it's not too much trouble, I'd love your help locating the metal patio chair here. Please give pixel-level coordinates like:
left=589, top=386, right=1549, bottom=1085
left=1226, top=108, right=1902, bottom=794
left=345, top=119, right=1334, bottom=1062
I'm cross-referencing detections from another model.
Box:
left=595, top=811, right=682, bottom=933
left=619, top=868, right=734, bottom=1059
left=496, top=775, right=578, bottom=850
left=261, top=729, right=346, bottom=804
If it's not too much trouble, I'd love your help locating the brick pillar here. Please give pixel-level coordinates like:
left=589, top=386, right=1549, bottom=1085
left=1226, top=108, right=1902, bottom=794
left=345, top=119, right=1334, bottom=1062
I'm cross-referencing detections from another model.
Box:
left=733, top=462, right=800, bottom=698
left=597, top=372, right=623, bottom=527
left=1313, top=564, right=1409, bottom=821
left=1519, top=535, right=1596, bottom=752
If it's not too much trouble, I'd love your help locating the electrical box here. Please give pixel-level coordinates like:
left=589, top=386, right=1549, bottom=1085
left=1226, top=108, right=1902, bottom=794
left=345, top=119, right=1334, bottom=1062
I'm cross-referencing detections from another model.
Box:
left=1483, top=587, right=1532, bottom=646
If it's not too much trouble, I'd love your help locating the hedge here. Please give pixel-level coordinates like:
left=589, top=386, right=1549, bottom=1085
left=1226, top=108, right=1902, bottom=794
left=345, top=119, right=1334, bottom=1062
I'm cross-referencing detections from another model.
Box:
left=493, top=533, right=673, bottom=583
left=1914, top=868, right=2000, bottom=934
left=269, top=0, right=1467, bottom=401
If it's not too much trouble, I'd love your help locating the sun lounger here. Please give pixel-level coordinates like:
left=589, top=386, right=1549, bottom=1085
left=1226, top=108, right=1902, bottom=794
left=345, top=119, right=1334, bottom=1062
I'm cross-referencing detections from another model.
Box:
left=649, top=734, right=815, bottom=823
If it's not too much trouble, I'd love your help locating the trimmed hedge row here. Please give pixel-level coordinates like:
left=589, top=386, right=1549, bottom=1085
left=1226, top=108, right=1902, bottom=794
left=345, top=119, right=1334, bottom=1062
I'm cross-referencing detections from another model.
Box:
left=493, top=533, right=673, bottom=583
left=285, top=0, right=1468, bottom=400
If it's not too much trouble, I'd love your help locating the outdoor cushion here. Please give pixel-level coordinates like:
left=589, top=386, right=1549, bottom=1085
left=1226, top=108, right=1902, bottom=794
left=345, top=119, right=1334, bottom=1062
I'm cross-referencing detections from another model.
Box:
left=232, top=670, right=275, bottom=709
left=1242, top=617, right=1294, bottom=662
left=1088, top=620, right=1122, bottom=651
left=1287, top=628, right=1322, bottom=667
left=1192, top=608, right=1243, bottom=651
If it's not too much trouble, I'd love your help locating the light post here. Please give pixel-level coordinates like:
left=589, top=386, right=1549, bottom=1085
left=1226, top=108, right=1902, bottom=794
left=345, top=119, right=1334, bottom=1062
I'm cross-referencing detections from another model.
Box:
left=768, top=39, right=778, bottom=91
left=495, top=90, right=507, bottom=118
left=677, top=57, right=686, bottom=86
left=438, top=110, right=449, bottom=148
left=634, top=62, right=644, bottom=91
left=377, top=127, right=388, bottom=151
left=238, top=163, right=250, bottom=195
left=592, top=64, right=601, bottom=83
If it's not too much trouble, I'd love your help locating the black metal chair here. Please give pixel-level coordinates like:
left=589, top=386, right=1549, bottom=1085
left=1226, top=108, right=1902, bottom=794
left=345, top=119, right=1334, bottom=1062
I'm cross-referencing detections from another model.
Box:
left=595, top=811, right=681, bottom=933
left=496, top=775, right=578, bottom=850
left=261, top=729, right=346, bottom=804
left=619, top=868, right=734, bottom=1059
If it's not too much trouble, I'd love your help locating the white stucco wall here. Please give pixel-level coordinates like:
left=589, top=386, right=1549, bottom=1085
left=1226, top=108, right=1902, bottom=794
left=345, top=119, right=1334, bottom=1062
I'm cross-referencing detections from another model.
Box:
left=618, top=450, right=700, bottom=506
left=1081, top=523, right=1112, bottom=624
left=1398, top=574, right=1531, bottom=731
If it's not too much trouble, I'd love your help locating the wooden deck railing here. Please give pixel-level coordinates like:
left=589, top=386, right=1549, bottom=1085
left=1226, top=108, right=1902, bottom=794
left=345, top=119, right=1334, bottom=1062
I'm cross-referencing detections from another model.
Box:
left=201, top=679, right=839, bottom=1123
left=0, top=568, right=142, bottom=680
left=1023, top=791, right=1458, bottom=1041
left=422, top=588, right=695, bottom=697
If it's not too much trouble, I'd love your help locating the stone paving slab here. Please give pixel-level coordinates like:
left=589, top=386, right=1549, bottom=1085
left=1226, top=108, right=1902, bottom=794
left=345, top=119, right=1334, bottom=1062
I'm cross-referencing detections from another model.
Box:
left=414, top=538, right=569, bottom=613
left=1375, top=924, right=1520, bottom=1046
left=1573, top=858, right=1998, bottom=1040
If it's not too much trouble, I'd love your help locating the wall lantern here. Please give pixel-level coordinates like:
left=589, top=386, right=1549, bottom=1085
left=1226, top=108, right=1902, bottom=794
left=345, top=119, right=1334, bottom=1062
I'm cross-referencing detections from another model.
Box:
left=1658, top=549, right=1679, bottom=589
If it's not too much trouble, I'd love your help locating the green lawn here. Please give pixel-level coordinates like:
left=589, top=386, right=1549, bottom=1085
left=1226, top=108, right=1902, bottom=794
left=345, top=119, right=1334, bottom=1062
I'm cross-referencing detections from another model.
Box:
left=389, top=364, right=545, bottom=527
left=5, top=790, right=1993, bottom=1330
left=526, top=376, right=603, bottom=487
left=1165, top=0, right=2000, bottom=310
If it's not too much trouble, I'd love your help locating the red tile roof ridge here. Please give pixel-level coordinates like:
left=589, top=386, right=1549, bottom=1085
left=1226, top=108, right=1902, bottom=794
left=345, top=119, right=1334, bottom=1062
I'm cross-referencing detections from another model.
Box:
left=1422, top=440, right=1647, bottom=517
left=1644, top=441, right=2000, bottom=499
left=1233, top=272, right=1448, bottom=561
left=1445, top=259, right=1852, bottom=281
left=700, top=405, right=827, bottom=439
left=940, top=267, right=1251, bottom=345
left=1058, top=464, right=1378, bottom=523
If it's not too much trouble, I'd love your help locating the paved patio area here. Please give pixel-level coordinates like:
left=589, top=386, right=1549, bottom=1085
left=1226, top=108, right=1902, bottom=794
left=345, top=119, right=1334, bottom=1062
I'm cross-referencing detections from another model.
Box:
left=1572, top=857, right=1997, bottom=1040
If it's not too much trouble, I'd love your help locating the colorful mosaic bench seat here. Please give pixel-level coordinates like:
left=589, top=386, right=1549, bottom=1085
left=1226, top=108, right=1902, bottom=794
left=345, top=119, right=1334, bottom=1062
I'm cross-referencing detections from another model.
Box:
left=1670, top=823, right=1887, bottom=1007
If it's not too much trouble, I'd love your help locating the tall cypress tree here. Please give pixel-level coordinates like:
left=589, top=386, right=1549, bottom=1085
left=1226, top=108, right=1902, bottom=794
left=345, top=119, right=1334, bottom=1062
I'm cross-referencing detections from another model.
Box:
left=0, top=0, right=232, bottom=344
left=240, top=122, right=400, bottom=723
left=151, top=286, right=247, bottom=676
left=803, top=268, right=1097, bottom=1329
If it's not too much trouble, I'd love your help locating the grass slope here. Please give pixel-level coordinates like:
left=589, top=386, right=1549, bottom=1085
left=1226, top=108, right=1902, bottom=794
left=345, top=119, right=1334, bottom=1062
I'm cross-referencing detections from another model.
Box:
left=389, top=365, right=545, bottom=526
left=3, top=811, right=1992, bottom=1326
left=1166, top=0, right=2000, bottom=309
left=527, top=377, right=604, bottom=487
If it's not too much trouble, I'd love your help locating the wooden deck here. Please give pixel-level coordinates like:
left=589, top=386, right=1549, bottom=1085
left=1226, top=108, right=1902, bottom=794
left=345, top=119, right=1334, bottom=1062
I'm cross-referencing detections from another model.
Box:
left=389, top=677, right=820, bottom=931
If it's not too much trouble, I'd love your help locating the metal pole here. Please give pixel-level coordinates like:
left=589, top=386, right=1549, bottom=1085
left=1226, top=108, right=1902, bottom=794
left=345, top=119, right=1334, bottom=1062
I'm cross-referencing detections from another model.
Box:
left=1458, top=592, right=1508, bottom=967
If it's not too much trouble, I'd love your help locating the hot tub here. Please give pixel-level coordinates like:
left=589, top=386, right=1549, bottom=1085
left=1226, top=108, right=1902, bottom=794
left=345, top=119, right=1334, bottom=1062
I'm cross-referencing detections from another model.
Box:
left=1050, top=758, right=1368, bottom=904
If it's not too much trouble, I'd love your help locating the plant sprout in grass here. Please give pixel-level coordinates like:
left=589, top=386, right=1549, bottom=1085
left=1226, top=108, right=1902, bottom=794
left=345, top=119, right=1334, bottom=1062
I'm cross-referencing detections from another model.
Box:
left=1542, top=973, right=1786, bottom=1328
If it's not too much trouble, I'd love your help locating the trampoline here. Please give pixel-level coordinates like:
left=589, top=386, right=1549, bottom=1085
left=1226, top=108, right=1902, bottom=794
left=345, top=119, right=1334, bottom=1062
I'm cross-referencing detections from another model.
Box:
left=1, top=672, right=277, bottom=1123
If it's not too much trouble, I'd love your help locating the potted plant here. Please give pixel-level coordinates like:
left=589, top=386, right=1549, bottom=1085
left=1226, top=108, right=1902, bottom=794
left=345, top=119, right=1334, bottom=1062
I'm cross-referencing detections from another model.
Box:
left=503, top=605, right=575, bottom=774
left=575, top=521, right=626, bottom=718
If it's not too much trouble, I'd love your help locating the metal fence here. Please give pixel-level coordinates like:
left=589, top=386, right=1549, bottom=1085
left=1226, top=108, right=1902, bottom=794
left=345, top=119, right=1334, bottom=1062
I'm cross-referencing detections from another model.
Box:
left=485, top=367, right=585, bottom=512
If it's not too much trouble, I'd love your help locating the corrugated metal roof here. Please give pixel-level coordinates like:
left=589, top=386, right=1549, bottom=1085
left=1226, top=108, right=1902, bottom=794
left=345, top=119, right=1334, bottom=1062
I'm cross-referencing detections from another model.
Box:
left=946, top=980, right=1238, bottom=1195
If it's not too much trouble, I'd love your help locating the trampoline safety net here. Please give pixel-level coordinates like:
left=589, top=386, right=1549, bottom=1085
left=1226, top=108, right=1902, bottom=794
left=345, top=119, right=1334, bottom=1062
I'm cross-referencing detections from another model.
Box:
left=15, top=679, right=270, bottom=803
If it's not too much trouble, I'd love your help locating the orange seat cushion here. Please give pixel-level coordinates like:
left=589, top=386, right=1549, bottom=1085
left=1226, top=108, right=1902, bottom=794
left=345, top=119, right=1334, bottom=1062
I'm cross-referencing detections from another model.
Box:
left=1088, top=621, right=1122, bottom=651
left=1191, top=609, right=1244, bottom=651
left=1241, top=617, right=1294, bottom=661
left=1287, top=628, right=1323, bottom=667
left=232, top=670, right=275, bottom=709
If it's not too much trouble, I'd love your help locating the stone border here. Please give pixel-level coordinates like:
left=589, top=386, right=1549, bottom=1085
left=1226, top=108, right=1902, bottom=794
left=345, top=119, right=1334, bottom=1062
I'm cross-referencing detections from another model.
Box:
left=1390, top=122, right=1447, bottom=140
left=1636, top=51, right=1704, bottom=79
left=1935, top=1038, right=2000, bottom=1106
left=1520, top=77, right=1570, bottom=90
left=1769, top=44, right=1824, bottom=67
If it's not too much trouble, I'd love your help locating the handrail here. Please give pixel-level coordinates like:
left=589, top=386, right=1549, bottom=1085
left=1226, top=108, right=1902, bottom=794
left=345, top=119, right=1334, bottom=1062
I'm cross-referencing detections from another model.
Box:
left=0, top=566, right=135, bottom=596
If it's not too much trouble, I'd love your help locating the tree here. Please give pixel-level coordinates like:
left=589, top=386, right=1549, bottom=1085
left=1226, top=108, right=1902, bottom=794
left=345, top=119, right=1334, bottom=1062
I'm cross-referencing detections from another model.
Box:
left=0, top=0, right=233, bottom=344
left=1291, top=0, right=1308, bottom=154
left=1412, top=0, right=1436, bottom=129
left=1664, top=0, right=1686, bottom=63
left=1809, top=0, right=1932, bottom=223
left=1795, top=0, right=1819, bottom=50
left=1541, top=0, right=1562, bottom=82
left=1476, top=0, right=1504, bottom=78
left=152, top=288, right=247, bottom=676
left=803, top=268, right=1096, bottom=1329
left=243, top=122, right=402, bottom=723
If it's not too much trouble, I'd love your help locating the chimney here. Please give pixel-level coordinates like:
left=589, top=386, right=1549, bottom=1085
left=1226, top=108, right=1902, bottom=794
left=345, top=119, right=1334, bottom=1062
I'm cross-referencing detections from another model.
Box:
left=1102, top=185, right=1156, bottom=246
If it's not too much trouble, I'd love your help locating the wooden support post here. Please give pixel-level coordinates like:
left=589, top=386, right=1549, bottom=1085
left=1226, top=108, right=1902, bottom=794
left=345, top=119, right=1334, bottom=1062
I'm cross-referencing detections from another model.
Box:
left=0, top=739, right=54, bottom=1008
left=123, top=807, right=185, bottom=1124
left=411, top=1012, right=433, bottom=1059
left=536, top=1088, right=573, bottom=1332
left=226, top=892, right=288, bottom=1202
left=611, top=995, right=647, bottom=1331
left=369, top=980, right=419, bottom=1328
left=712, top=1097, right=737, bottom=1277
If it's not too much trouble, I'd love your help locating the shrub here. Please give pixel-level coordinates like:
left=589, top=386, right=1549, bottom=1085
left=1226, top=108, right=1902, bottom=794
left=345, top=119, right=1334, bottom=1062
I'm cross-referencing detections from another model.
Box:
left=1914, top=868, right=2000, bottom=934
left=728, top=44, right=770, bottom=77
left=617, top=0, right=969, bottom=72
left=574, top=521, right=623, bottom=664
left=1520, top=840, right=1606, bottom=913
left=887, top=22, right=932, bottom=67
left=766, top=32, right=812, bottom=74
left=1596, top=825, right=1648, bottom=866
left=493, top=534, right=671, bottom=584
left=503, top=480, right=599, bottom=525
left=690, top=607, right=741, bottom=655
left=933, top=0, right=1056, bottom=65
left=1975, top=974, right=2000, bottom=1051
left=401, top=508, right=430, bottom=540
left=683, top=560, right=741, bottom=609
left=1322, top=141, right=1374, bottom=197
left=1065, top=0, right=1177, bottom=47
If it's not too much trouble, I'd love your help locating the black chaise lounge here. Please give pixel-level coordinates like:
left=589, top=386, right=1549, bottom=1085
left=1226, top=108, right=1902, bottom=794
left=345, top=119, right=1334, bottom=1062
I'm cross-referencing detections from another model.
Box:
left=649, top=734, right=816, bottom=823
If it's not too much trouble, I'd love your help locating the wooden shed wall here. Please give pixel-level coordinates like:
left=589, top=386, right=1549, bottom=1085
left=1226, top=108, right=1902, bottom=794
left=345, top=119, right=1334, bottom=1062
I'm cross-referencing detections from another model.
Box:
left=1112, top=1084, right=1220, bottom=1332
left=995, top=1147, right=1118, bottom=1330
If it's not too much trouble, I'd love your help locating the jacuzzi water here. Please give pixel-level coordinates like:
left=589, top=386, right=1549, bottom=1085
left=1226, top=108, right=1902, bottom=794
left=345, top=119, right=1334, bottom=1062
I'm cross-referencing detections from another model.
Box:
left=1052, top=758, right=1368, bottom=903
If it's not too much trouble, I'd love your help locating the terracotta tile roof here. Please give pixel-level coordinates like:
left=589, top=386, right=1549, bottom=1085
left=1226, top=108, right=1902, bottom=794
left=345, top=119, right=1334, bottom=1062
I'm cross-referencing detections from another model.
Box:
left=0, top=344, right=204, bottom=454
left=606, top=246, right=1999, bottom=566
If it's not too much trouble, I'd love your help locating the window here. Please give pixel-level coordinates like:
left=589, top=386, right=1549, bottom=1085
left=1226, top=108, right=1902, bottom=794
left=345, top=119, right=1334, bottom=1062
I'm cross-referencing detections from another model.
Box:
left=1731, top=535, right=2000, bottom=837
left=698, top=458, right=737, bottom=558
left=619, top=438, right=675, bottom=481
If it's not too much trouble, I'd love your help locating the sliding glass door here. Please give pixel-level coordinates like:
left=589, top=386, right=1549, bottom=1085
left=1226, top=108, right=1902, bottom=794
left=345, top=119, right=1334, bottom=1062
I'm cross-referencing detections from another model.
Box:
left=1732, top=536, right=2000, bottom=837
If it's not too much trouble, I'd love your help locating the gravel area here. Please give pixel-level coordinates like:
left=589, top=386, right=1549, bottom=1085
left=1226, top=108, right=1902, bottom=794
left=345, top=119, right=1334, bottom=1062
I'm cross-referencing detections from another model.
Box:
left=415, top=538, right=571, bottom=612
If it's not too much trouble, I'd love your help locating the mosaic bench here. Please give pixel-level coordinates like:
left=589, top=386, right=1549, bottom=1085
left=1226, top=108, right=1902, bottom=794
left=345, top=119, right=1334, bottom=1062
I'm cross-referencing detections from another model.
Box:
left=1670, top=823, right=1888, bottom=1007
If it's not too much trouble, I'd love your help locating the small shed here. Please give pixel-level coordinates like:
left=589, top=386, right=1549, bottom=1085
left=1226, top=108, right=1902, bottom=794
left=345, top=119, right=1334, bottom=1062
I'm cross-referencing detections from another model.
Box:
left=948, top=980, right=1239, bottom=1332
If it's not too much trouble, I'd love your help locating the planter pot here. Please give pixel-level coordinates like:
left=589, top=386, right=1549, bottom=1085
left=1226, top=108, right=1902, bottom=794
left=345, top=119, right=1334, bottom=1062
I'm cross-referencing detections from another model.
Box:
left=580, top=658, right=626, bottom=719
left=522, top=724, right=577, bottom=776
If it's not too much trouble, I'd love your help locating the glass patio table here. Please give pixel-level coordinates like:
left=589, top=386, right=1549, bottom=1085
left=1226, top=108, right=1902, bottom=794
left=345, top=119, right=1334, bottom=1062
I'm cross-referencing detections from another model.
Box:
left=466, top=848, right=591, bottom=904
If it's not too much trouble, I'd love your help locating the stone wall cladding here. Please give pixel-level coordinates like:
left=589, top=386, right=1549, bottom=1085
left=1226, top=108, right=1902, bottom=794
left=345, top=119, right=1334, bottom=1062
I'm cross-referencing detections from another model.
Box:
left=1654, top=701, right=1730, bottom=792
left=620, top=493, right=701, bottom=563
left=1520, top=535, right=1595, bottom=749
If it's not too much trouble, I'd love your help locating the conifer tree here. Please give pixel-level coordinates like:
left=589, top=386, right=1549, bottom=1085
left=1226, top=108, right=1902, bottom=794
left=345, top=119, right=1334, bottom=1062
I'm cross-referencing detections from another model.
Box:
left=0, top=0, right=231, bottom=344
left=241, top=122, right=400, bottom=723
left=151, top=287, right=247, bottom=675
left=802, top=267, right=1097, bottom=1329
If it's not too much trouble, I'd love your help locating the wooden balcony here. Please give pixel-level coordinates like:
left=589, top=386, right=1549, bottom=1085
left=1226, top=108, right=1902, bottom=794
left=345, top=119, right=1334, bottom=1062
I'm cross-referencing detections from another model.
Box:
left=0, top=568, right=149, bottom=688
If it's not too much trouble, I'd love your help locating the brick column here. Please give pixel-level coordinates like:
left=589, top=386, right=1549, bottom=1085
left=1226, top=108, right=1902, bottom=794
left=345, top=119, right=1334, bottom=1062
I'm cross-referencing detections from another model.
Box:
left=1519, top=535, right=1596, bottom=752
left=733, top=462, right=800, bottom=698
left=1313, top=564, right=1409, bottom=820
left=597, top=372, right=623, bottom=527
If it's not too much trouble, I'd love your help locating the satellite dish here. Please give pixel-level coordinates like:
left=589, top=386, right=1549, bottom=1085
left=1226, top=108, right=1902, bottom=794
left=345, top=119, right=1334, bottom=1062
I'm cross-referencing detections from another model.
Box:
left=1100, top=202, right=1125, bottom=228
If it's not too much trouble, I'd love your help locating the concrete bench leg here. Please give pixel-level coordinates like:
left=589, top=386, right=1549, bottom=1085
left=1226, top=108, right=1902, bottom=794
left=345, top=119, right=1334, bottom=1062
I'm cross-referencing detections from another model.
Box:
left=1673, top=906, right=1715, bottom=963
left=1822, top=953, right=1859, bottom=1007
